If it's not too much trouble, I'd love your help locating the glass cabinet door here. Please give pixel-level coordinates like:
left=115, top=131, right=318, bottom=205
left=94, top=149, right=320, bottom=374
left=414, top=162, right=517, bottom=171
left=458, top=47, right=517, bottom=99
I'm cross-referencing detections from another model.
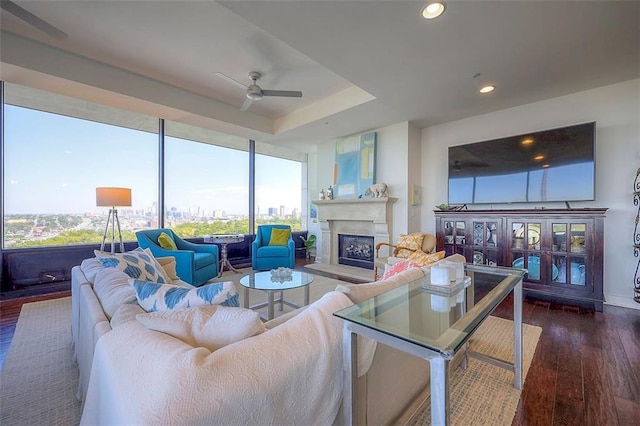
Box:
left=472, top=220, right=499, bottom=265
left=553, top=222, right=587, bottom=286
left=510, top=221, right=542, bottom=281
left=442, top=220, right=465, bottom=256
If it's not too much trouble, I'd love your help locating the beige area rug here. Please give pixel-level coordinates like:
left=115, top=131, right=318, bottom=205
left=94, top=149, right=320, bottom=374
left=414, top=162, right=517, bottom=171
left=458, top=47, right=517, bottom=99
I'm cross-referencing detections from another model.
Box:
left=0, top=297, right=82, bottom=426
left=407, top=316, right=542, bottom=426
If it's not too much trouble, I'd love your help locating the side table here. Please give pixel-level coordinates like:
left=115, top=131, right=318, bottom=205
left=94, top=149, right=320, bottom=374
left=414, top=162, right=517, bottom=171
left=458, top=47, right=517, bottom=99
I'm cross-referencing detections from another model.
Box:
left=203, top=234, right=245, bottom=277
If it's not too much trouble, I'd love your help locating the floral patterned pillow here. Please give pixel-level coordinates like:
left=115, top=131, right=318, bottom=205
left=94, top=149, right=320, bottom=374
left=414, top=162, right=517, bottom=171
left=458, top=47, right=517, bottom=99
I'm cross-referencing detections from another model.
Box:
left=407, top=249, right=446, bottom=266
left=380, top=260, right=422, bottom=280
left=395, top=233, right=426, bottom=258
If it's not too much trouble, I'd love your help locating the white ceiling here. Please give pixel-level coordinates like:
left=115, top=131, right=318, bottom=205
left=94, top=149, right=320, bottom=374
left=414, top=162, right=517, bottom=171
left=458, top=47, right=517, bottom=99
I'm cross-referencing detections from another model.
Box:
left=1, top=0, right=638, bottom=151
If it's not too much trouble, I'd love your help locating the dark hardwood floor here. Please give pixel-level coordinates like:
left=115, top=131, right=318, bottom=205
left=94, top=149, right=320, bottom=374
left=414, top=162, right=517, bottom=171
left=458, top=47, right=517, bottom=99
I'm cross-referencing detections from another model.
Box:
left=1, top=271, right=639, bottom=425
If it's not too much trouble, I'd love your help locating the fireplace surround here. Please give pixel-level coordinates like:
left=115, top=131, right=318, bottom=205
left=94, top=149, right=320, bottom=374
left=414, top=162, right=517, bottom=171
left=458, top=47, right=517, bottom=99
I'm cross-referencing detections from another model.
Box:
left=313, top=198, right=397, bottom=270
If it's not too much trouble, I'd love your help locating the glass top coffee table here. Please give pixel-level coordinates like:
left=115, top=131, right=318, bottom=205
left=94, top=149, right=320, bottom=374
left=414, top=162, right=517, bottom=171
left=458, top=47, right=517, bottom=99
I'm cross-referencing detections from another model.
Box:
left=334, top=264, right=526, bottom=426
left=239, top=270, right=314, bottom=320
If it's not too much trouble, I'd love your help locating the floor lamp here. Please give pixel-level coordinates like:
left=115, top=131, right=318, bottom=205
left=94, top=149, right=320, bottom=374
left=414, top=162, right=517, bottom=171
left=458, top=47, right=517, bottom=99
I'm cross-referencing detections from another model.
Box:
left=96, top=187, right=132, bottom=253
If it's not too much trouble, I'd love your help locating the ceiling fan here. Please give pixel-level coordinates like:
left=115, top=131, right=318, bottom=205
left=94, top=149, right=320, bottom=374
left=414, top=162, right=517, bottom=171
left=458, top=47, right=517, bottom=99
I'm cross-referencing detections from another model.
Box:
left=214, top=71, right=302, bottom=111
left=0, top=0, right=68, bottom=40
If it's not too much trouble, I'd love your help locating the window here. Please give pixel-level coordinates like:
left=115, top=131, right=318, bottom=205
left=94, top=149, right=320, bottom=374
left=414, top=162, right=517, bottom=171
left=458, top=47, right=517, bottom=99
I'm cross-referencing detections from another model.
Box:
left=3, top=84, right=158, bottom=248
left=164, top=122, right=249, bottom=238
left=2, top=83, right=309, bottom=249
left=255, top=153, right=303, bottom=231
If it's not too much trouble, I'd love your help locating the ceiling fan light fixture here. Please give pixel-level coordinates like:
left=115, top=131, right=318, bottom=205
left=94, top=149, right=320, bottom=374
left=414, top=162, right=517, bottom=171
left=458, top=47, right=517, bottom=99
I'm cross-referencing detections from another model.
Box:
left=421, top=2, right=446, bottom=19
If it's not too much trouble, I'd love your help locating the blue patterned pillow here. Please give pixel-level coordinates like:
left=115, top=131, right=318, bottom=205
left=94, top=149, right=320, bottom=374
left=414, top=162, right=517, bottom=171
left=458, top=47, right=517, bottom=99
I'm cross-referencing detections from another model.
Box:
left=129, top=279, right=239, bottom=312
left=94, top=248, right=170, bottom=284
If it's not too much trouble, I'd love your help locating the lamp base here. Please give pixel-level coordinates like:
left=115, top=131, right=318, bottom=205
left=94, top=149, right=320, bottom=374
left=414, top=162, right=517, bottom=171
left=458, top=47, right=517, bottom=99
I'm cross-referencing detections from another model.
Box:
left=100, top=208, right=125, bottom=253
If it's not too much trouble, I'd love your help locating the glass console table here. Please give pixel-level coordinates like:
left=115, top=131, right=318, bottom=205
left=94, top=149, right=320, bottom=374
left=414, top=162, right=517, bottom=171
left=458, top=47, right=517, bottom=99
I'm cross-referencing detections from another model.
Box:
left=334, top=264, right=526, bottom=426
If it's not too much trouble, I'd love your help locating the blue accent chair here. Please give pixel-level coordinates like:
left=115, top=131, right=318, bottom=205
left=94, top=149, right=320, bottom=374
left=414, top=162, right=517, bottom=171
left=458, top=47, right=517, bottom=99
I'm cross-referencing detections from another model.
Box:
left=251, top=225, right=295, bottom=271
left=135, top=228, right=219, bottom=287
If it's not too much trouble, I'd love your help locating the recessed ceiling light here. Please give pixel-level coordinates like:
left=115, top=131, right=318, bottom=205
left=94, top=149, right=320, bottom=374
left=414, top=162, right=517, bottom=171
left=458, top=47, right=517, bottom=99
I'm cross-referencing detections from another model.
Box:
left=421, top=2, right=446, bottom=19
left=534, top=155, right=545, bottom=161
left=479, top=85, right=495, bottom=94
left=542, top=164, right=550, bottom=168
left=521, top=138, right=534, bottom=146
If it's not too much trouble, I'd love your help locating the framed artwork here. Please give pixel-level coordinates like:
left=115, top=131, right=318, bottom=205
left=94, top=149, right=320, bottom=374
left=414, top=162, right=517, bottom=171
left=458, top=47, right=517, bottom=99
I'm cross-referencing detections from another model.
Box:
left=334, top=132, right=376, bottom=199
left=410, top=185, right=422, bottom=206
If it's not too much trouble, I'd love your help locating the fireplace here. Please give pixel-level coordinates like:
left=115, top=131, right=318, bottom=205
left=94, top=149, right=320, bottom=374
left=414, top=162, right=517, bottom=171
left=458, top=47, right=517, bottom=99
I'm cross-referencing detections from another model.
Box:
left=313, top=197, right=397, bottom=271
left=338, top=234, right=375, bottom=270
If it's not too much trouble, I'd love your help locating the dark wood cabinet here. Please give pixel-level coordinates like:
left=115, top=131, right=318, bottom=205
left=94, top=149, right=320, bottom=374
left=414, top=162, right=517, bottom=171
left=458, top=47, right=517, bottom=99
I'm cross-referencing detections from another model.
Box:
left=435, top=209, right=607, bottom=311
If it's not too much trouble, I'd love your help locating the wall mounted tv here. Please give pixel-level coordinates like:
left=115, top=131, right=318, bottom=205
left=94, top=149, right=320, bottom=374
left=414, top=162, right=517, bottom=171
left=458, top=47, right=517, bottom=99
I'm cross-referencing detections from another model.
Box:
left=448, top=122, right=595, bottom=205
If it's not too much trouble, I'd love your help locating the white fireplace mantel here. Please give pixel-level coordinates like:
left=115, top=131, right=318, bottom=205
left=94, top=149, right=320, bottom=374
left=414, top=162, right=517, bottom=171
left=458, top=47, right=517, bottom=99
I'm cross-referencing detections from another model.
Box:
left=312, top=197, right=397, bottom=266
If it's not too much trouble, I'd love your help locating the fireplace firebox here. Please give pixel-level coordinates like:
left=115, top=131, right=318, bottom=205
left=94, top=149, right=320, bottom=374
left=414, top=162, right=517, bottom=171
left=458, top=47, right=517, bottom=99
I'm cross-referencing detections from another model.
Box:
left=338, top=234, right=375, bottom=270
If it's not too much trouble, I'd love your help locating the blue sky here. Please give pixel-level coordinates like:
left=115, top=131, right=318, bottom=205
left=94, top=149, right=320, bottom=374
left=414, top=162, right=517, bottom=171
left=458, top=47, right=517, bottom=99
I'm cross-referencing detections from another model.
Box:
left=4, top=105, right=301, bottom=215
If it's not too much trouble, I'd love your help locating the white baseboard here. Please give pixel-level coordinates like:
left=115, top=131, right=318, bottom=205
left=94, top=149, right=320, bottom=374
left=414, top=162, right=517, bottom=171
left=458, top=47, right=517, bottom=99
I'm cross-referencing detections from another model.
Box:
left=605, top=294, right=640, bottom=310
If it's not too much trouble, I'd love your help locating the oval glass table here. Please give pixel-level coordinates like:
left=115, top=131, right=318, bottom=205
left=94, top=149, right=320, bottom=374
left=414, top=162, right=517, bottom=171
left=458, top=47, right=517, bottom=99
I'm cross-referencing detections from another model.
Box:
left=239, top=270, right=314, bottom=320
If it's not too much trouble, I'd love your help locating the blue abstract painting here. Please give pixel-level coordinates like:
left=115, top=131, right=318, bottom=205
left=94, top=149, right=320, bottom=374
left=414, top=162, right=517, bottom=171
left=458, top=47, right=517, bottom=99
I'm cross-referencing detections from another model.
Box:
left=334, top=132, right=376, bottom=199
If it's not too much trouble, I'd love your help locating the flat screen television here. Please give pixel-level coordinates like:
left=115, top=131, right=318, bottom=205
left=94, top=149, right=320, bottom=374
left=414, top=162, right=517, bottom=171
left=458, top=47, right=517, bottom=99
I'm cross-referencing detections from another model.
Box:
left=448, top=122, right=595, bottom=205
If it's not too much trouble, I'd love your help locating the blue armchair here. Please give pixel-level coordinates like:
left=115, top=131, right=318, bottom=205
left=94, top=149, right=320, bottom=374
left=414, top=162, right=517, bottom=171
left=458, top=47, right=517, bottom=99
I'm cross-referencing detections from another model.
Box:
left=251, top=225, right=295, bottom=271
left=136, top=228, right=219, bottom=287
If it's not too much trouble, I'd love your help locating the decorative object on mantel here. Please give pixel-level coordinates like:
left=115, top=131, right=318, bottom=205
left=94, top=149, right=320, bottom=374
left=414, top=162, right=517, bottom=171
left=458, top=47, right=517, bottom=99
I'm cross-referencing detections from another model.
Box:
left=633, top=166, right=639, bottom=304
left=319, top=189, right=325, bottom=200
left=365, top=182, right=389, bottom=198
left=327, top=185, right=334, bottom=200
left=334, top=131, right=377, bottom=199
left=435, top=203, right=467, bottom=211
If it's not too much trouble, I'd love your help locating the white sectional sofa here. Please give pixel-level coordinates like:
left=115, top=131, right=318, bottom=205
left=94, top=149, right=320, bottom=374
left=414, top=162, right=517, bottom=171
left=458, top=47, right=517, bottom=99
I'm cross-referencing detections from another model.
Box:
left=71, top=253, right=465, bottom=425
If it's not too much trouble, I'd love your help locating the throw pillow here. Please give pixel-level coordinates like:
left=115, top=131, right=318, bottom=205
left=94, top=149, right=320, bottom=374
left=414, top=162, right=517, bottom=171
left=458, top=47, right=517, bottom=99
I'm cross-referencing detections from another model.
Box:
left=268, top=228, right=291, bottom=246
left=406, top=249, right=446, bottom=266
left=157, top=232, right=178, bottom=250
left=156, top=256, right=180, bottom=282
left=395, top=233, right=426, bottom=258
left=380, top=260, right=422, bottom=280
left=94, top=248, right=170, bottom=284
left=136, top=305, right=266, bottom=351
left=130, top=279, right=239, bottom=312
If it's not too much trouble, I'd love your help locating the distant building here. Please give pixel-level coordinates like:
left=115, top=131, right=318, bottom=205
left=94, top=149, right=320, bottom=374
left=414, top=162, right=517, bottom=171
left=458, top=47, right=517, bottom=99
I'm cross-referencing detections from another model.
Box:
left=268, top=207, right=277, bottom=217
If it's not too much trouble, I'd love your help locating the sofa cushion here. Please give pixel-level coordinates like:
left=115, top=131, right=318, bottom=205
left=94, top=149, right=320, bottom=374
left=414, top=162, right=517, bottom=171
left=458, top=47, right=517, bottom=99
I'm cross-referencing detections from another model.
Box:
left=396, top=233, right=425, bottom=258
left=157, top=232, right=177, bottom=250
left=406, top=249, right=445, bottom=266
left=130, top=279, right=239, bottom=312
left=335, top=267, right=425, bottom=304
left=80, top=257, right=105, bottom=284
left=256, top=245, right=290, bottom=258
left=110, top=303, right=146, bottom=328
left=269, top=228, right=291, bottom=246
left=136, top=305, right=266, bottom=351
left=94, top=248, right=170, bottom=284
left=194, top=252, right=217, bottom=268
left=93, top=268, right=138, bottom=319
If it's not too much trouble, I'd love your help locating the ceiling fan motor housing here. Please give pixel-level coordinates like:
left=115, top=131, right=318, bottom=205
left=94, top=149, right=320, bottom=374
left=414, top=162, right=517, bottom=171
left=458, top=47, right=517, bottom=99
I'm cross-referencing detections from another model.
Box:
left=246, top=84, right=263, bottom=100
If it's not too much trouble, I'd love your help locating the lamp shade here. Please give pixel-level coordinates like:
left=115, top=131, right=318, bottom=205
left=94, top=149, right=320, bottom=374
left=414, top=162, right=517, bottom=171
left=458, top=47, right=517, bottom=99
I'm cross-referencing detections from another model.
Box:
left=96, top=187, right=132, bottom=207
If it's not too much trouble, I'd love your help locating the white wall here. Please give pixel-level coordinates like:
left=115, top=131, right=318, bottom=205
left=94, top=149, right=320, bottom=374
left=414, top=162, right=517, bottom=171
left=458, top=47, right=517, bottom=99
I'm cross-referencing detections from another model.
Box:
left=312, top=122, right=415, bottom=258
left=421, top=79, right=640, bottom=310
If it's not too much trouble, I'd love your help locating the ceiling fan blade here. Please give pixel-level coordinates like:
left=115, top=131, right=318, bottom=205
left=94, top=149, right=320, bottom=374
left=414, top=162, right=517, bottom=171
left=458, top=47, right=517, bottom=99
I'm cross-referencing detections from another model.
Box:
left=213, top=72, right=248, bottom=89
left=261, top=89, right=303, bottom=98
left=1, top=1, right=68, bottom=40
left=240, top=98, right=253, bottom=111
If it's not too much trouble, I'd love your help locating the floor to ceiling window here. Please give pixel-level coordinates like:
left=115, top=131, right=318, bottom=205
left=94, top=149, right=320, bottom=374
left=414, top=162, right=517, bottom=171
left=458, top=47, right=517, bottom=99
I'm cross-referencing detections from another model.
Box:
left=255, top=153, right=303, bottom=231
left=1, top=82, right=308, bottom=250
left=164, top=122, right=250, bottom=238
left=2, top=84, right=158, bottom=249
